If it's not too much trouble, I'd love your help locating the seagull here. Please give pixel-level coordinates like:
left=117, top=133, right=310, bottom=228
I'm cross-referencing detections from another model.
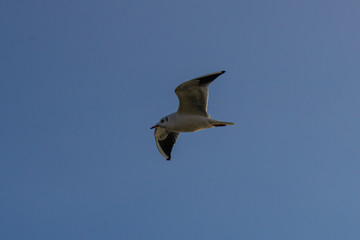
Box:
left=151, top=71, right=235, bottom=160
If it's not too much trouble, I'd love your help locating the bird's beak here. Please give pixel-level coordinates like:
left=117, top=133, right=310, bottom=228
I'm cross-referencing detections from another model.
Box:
left=150, top=124, right=159, bottom=129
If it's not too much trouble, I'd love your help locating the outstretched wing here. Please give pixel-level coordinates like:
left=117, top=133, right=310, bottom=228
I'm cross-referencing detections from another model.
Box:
left=154, top=127, right=180, bottom=160
left=175, top=71, right=225, bottom=117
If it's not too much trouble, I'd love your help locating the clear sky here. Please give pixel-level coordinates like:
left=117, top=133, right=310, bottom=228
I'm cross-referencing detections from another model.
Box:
left=1, top=0, right=360, bottom=239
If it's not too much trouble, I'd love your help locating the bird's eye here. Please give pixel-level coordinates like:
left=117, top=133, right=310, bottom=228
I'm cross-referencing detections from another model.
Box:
left=160, top=119, right=164, bottom=123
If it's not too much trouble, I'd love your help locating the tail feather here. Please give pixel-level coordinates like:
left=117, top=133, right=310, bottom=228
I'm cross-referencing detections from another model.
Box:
left=209, top=119, right=235, bottom=127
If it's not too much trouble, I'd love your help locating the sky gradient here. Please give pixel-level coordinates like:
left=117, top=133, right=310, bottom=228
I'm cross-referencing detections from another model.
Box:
left=1, top=0, right=360, bottom=239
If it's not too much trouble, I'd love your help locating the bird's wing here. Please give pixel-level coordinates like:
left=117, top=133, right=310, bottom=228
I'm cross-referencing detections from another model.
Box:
left=175, top=71, right=225, bottom=117
left=154, top=127, right=180, bottom=160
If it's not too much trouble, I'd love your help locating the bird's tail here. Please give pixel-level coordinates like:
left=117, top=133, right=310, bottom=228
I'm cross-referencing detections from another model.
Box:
left=209, top=119, right=235, bottom=127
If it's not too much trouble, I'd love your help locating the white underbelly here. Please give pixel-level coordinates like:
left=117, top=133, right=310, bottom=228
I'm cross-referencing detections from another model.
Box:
left=170, top=115, right=212, bottom=132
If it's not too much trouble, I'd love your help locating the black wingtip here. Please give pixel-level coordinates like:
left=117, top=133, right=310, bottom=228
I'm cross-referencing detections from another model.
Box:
left=166, top=157, right=171, bottom=160
left=197, top=71, right=227, bottom=85
left=221, top=70, right=226, bottom=74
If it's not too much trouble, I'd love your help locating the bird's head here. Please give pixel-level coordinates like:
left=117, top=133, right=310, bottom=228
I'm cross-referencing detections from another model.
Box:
left=150, top=116, right=170, bottom=129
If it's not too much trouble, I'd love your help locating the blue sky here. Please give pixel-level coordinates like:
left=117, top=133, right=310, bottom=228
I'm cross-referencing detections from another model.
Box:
left=1, top=0, right=360, bottom=239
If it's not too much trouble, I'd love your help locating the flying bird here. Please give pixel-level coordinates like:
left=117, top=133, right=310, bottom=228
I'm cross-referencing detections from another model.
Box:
left=151, top=71, right=235, bottom=160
